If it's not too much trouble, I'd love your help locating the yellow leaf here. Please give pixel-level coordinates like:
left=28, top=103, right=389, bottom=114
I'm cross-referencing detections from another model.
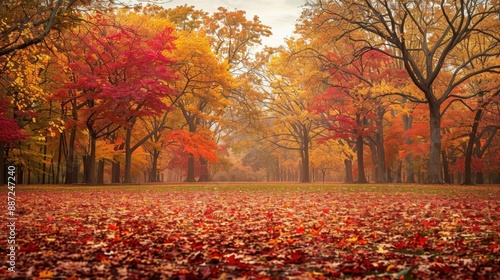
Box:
left=377, top=245, right=389, bottom=254
left=39, top=270, right=54, bottom=278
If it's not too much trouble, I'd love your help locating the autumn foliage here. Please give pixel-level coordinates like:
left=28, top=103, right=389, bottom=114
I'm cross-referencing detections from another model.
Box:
left=4, top=185, right=499, bottom=278
left=0, top=1, right=499, bottom=184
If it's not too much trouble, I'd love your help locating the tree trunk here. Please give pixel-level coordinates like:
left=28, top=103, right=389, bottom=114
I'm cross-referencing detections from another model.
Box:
left=111, top=161, right=120, bottom=183
left=463, top=109, right=482, bottom=185
left=442, top=150, right=450, bottom=184
left=86, top=134, right=97, bottom=184
left=64, top=127, right=76, bottom=184
left=427, top=102, right=443, bottom=183
left=42, top=139, right=48, bottom=184
left=55, top=133, right=64, bottom=184
left=344, top=159, right=353, bottom=183
left=355, top=114, right=368, bottom=183
left=301, top=134, right=310, bottom=183
left=403, top=114, right=415, bottom=183
left=368, top=141, right=379, bottom=182
left=395, top=161, right=402, bottom=183
left=185, top=119, right=198, bottom=182
left=185, top=156, right=196, bottom=182
left=198, top=158, right=210, bottom=182
left=72, top=156, right=79, bottom=183
left=124, top=126, right=133, bottom=183
left=356, top=134, right=368, bottom=183
left=375, top=113, right=386, bottom=183
left=149, top=149, right=160, bottom=182
left=97, top=160, right=105, bottom=184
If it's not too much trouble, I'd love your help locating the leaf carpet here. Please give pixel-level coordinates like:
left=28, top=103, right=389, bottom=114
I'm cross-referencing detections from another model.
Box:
left=2, top=185, right=500, bottom=279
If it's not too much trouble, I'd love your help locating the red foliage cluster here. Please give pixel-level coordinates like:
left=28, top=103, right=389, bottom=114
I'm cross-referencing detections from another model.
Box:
left=0, top=99, right=29, bottom=144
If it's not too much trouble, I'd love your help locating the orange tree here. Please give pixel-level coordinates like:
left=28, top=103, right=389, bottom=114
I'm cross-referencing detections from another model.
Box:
left=306, top=0, right=500, bottom=183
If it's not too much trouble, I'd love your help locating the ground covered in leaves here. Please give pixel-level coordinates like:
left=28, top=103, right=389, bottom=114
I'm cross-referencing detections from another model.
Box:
left=2, top=184, right=500, bottom=279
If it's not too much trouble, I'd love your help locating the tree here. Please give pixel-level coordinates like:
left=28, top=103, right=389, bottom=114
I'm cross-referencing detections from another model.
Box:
left=168, top=30, right=233, bottom=182
left=165, top=129, right=219, bottom=181
left=0, top=42, right=52, bottom=184
left=111, top=11, right=178, bottom=184
left=312, top=49, right=404, bottom=183
left=308, top=0, right=500, bottom=183
left=264, top=40, right=327, bottom=183
left=53, top=12, right=177, bottom=184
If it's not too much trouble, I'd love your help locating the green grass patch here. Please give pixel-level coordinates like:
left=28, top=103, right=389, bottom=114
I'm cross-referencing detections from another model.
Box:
left=14, top=182, right=500, bottom=197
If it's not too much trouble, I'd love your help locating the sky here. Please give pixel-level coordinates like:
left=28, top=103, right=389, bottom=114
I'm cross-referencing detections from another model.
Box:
left=160, top=0, right=307, bottom=47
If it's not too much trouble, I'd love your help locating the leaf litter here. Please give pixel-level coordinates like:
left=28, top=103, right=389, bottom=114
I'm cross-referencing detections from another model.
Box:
left=2, top=186, right=499, bottom=279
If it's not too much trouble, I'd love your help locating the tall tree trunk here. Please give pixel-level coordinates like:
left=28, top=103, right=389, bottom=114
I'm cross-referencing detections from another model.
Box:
left=111, top=161, right=120, bottom=183
left=72, top=156, right=79, bottom=183
left=376, top=112, right=386, bottom=183
left=55, top=133, right=64, bottom=184
left=428, top=102, right=443, bottom=183
left=149, top=149, right=160, bottom=182
left=64, top=127, right=76, bottom=184
left=97, top=160, right=105, bottom=184
left=124, top=126, right=134, bottom=183
left=301, top=134, right=310, bottom=183
left=356, top=134, right=368, bottom=183
left=186, top=156, right=196, bottom=182
left=368, top=141, right=380, bottom=182
left=355, top=114, right=368, bottom=183
left=185, top=120, right=197, bottom=182
left=442, top=150, right=450, bottom=184
left=403, top=114, right=416, bottom=183
left=344, top=159, right=353, bottom=183
left=198, top=158, right=210, bottom=182
left=394, top=162, right=401, bottom=183
left=42, top=138, right=49, bottom=184
left=86, top=133, right=97, bottom=184
left=463, top=109, right=483, bottom=184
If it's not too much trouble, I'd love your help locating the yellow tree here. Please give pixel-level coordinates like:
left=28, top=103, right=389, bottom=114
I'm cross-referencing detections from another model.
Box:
left=204, top=7, right=273, bottom=155
left=264, top=39, right=327, bottom=182
left=0, top=41, right=55, bottom=184
left=307, top=0, right=500, bottom=183
left=148, top=4, right=269, bottom=182
left=169, top=30, right=234, bottom=182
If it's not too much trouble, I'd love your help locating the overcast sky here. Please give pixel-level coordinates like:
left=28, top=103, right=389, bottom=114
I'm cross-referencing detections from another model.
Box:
left=161, top=0, right=307, bottom=47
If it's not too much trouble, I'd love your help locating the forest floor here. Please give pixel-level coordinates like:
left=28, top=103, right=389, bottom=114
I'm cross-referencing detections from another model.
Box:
left=2, top=183, right=500, bottom=279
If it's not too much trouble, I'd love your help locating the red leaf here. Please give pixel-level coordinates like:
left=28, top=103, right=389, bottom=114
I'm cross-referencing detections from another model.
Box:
left=296, top=226, right=305, bottom=234
left=108, top=224, right=118, bottom=230
left=286, top=250, right=307, bottom=264
left=414, top=233, right=428, bottom=246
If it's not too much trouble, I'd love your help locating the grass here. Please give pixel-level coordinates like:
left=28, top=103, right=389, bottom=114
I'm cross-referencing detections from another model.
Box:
left=16, top=182, right=500, bottom=197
